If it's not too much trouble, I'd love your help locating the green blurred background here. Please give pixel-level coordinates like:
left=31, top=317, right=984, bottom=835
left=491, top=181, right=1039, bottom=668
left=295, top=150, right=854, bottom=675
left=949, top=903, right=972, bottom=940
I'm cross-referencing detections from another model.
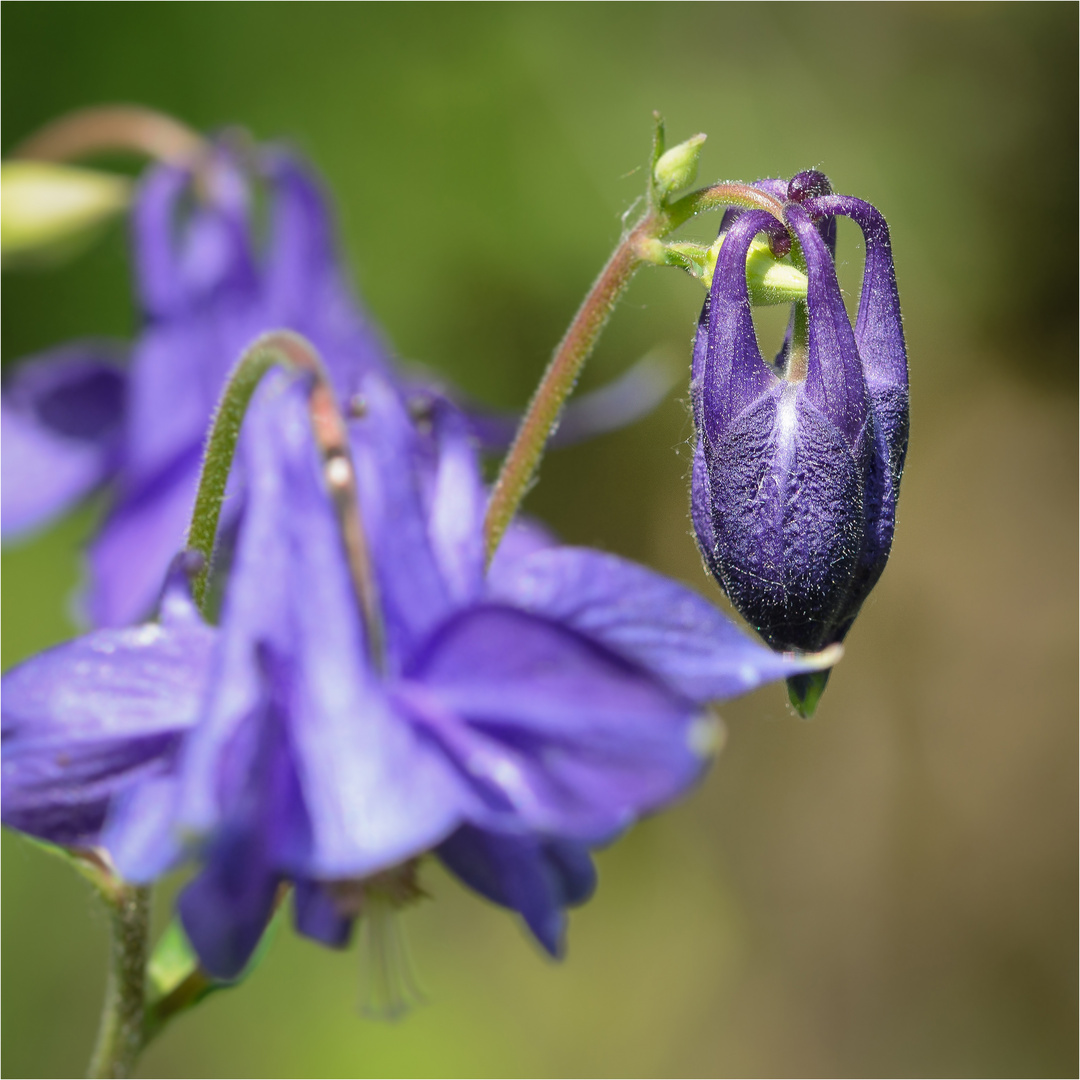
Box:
left=3, top=4, right=1077, bottom=1076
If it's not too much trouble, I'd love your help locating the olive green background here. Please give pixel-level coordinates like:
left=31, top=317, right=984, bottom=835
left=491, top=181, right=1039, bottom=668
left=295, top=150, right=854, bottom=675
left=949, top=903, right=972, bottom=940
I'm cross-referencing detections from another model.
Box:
left=3, top=4, right=1077, bottom=1077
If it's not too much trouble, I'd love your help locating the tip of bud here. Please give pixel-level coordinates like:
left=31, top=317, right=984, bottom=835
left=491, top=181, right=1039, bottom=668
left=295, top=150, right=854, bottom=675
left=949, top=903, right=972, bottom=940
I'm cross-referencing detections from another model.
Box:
left=787, top=169, right=832, bottom=204
left=653, top=133, right=707, bottom=203
left=1, top=161, right=130, bottom=268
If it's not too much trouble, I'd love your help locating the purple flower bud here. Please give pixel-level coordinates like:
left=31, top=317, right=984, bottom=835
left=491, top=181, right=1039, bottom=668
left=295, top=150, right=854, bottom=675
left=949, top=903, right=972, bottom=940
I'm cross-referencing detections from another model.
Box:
left=691, top=183, right=908, bottom=711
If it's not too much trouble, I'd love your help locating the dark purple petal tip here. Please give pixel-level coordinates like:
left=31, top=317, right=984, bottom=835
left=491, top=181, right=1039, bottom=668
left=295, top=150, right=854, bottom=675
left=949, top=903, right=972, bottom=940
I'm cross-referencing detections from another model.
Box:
left=787, top=169, right=832, bottom=203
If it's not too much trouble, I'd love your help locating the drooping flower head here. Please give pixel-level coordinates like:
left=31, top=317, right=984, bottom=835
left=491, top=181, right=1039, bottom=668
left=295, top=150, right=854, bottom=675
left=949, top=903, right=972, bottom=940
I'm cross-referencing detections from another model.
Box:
left=2, top=360, right=837, bottom=984
left=1, top=138, right=674, bottom=630
left=691, top=171, right=908, bottom=712
left=2, top=141, right=393, bottom=627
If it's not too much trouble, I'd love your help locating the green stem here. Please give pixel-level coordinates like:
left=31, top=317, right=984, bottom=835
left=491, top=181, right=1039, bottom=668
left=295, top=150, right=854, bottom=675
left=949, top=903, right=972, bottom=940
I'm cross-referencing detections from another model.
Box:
left=187, top=344, right=278, bottom=611
left=482, top=222, right=648, bottom=560
left=86, top=884, right=151, bottom=1079
left=481, top=180, right=787, bottom=560
left=185, top=330, right=384, bottom=661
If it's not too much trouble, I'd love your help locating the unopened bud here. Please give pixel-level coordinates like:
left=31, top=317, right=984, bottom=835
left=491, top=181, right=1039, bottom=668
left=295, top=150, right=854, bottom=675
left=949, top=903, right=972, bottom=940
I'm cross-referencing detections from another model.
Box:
left=652, top=133, right=706, bottom=203
left=1, top=161, right=130, bottom=268
left=691, top=186, right=908, bottom=716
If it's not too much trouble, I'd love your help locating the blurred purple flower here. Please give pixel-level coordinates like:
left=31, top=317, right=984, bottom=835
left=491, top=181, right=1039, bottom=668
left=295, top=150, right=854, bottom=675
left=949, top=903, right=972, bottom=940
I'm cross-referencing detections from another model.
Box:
left=691, top=173, right=908, bottom=701
left=1, top=141, right=393, bottom=627
left=2, top=369, right=832, bottom=979
left=1, top=141, right=674, bottom=635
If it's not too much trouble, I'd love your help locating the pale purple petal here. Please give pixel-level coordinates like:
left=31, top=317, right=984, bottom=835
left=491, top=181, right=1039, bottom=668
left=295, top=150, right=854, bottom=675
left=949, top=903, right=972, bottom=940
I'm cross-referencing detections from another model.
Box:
left=401, top=605, right=708, bottom=840
left=260, top=150, right=393, bottom=398
left=124, top=150, right=264, bottom=482
left=487, top=516, right=558, bottom=578
left=0, top=595, right=213, bottom=848
left=132, top=151, right=256, bottom=321
left=130, top=164, right=191, bottom=318
left=487, top=547, right=837, bottom=702
left=2, top=346, right=126, bottom=539
left=84, top=446, right=202, bottom=627
left=104, top=773, right=185, bottom=881
left=176, top=384, right=470, bottom=880
left=350, top=373, right=455, bottom=663
left=279, top=391, right=470, bottom=877
left=427, top=402, right=485, bottom=603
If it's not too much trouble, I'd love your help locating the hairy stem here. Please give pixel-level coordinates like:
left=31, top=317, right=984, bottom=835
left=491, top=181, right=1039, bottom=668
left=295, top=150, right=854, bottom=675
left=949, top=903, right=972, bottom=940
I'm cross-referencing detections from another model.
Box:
left=186, top=345, right=280, bottom=611
left=482, top=224, right=648, bottom=559
left=665, top=181, right=786, bottom=233
left=186, top=330, right=383, bottom=662
left=482, top=181, right=787, bottom=560
left=86, top=884, right=151, bottom=1079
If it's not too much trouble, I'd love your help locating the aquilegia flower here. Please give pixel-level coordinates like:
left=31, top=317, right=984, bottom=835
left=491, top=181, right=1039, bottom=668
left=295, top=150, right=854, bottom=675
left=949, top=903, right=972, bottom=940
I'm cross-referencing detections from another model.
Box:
left=2, top=365, right=835, bottom=981
left=690, top=171, right=908, bottom=706
left=1, top=140, right=394, bottom=627
left=1, top=138, right=673, bottom=632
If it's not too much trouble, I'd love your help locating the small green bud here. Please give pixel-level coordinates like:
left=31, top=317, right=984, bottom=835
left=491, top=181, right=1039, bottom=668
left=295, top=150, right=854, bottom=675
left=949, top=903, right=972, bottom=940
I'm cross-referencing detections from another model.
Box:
left=1, top=161, right=130, bottom=268
left=652, top=133, right=706, bottom=203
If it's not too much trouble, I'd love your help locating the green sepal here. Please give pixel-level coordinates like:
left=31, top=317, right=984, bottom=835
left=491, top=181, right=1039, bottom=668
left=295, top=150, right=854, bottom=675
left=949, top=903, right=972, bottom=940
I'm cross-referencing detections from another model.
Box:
left=143, top=901, right=286, bottom=1042
left=653, top=133, right=707, bottom=205
left=657, top=237, right=808, bottom=306
left=745, top=238, right=809, bottom=305
left=147, top=919, right=216, bottom=1000
left=647, top=111, right=666, bottom=209
left=660, top=240, right=711, bottom=277
left=786, top=669, right=831, bottom=718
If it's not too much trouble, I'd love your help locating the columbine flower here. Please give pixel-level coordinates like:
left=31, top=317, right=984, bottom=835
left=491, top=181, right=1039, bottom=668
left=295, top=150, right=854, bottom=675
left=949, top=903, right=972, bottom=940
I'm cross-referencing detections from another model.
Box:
left=2, top=368, right=834, bottom=982
left=690, top=171, right=908, bottom=709
left=1, top=138, right=672, bottom=631
left=1, top=141, right=392, bottom=626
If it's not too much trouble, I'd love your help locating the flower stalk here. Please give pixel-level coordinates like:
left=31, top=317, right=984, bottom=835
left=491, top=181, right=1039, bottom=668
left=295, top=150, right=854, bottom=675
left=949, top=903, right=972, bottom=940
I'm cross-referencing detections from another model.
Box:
left=186, top=340, right=281, bottom=611
left=86, top=882, right=151, bottom=1079
left=482, top=177, right=788, bottom=561
left=187, top=330, right=382, bottom=665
